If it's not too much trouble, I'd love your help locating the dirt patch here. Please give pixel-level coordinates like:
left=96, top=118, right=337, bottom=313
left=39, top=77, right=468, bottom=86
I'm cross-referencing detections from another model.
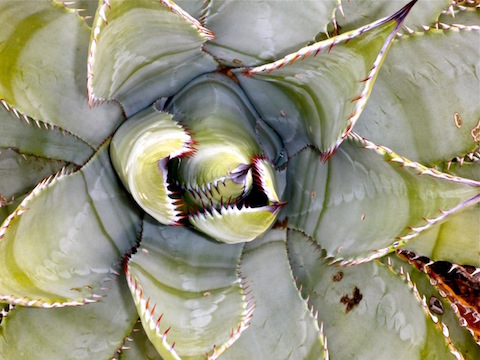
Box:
left=340, top=286, right=363, bottom=313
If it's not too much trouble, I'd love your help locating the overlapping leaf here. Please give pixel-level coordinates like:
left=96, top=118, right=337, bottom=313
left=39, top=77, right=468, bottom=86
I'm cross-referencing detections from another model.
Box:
left=0, top=1, right=124, bottom=148
left=235, top=2, right=415, bottom=157
left=356, top=28, right=480, bottom=165
left=0, top=276, right=138, bottom=360
left=334, top=0, right=451, bottom=33
left=444, top=160, right=480, bottom=182
left=0, top=148, right=69, bottom=204
left=0, top=95, right=94, bottom=231
left=175, top=0, right=209, bottom=23
left=287, top=231, right=479, bottom=358
left=223, top=229, right=327, bottom=359
left=285, top=134, right=480, bottom=264
left=203, top=0, right=338, bottom=67
left=438, top=5, right=480, bottom=27
left=384, top=253, right=480, bottom=355
left=166, top=73, right=262, bottom=187
left=59, top=0, right=99, bottom=26
left=88, top=0, right=218, bottom=116
left=0, top=143, right=141, bottom=306
left=405, top=203, right=480, bottom=266
left=117, top=320, right=163, bottom=360
left=126, top=218, right=249, bottom=359
left=0, top=104, right=93, bottom=165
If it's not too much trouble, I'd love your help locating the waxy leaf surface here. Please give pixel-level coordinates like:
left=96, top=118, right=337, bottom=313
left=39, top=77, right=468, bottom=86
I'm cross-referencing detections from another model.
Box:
left=405, top=203, right=480, bottom=267
left=0, top=143, right=141, bottom=305
left=0, top=277, right=138, bottom=359
left=223, top=229, right=327, bottom=359
left=384, top=253, right=480, bottom=357
left=0, top=148, right=68, bottom=203
left=236, top=2, right=413, bottom=157
left=0, top=1, right=124, bottom=148
left=285, top=135, right=480, bottom=264
left=110, top=107, right=192, bottom=226
left=203, top=0, right=338, bottom=67
left=0, top=104, right=93, bottom=166
left=117, top=320, right=163, bottom=360
left=288, top=231, right=464, bottom=359
left=356, top=28, right=480, bottom=165
left=335, top=0, right=450, bottom=33
left=126, top=218, right=248, bottom=359
left=88, top=0, right=218, bottom=116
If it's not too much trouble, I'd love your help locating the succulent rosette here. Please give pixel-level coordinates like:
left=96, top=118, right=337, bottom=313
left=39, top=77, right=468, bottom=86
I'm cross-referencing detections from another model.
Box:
left=0, top=0, right=479, bottom=359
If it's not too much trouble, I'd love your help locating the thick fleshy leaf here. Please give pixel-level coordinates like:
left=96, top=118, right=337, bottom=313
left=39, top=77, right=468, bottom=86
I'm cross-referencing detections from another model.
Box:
left=0, top=1, right=124, bottom=148
left=443, top=159, right=480, bottom=182
left=0, top=103, right=93, bottom=165
left=189, top=204, right=282, bottom=244
left=167, top=72, right=284, bottom=164
left=334, top=0, right=450, bottom=33
left=235, top=1, right=415, bottom=157
left=0, top=103, right=91, bottom=205
left=438, top=5, right=480, bottom=27
left=387, top=252, right=480, bottom=352
left=126, top=218, right=250, bottom=359
left=404, top=203, right=480, bottom=266
left=59, top=0, right=99, bottom=26
left=167, top=73, right=268, bottom=208
left=0, top=142, right=141, bottom=306
left=355, top=28, right=480, bottom=165
left=117, top=320, right=163, bottom=360
left=110, top=107, right=193, bottom=226
left=167, top=73, right=262, bottom=159
left=88, top=0, right=218, bottom=116
left=203, top=0, right=339, bottom=67
left=432, top=160, right=480, bottom=269
left=223, top=228, right=327, bottom=359
left=0, top=148, right=69, bottom=202
left=175, top=0, right=209, bottom=22
left=285, top=134, right=480, bottom=264
left=166, top=73, right=283, bottom=242
left=287, top=231, right=468, bottom=358
left=0, top=276, right=139, bottom=360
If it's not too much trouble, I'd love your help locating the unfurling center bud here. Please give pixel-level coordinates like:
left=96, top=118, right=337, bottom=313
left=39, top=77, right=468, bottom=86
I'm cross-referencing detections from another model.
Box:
left=110, top=104, right=283, bottom=244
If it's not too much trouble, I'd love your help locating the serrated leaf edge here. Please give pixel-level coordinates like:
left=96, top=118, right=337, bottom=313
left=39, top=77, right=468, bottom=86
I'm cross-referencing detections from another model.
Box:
left=284, top=231, right=330, bottom=359
left=384, top=256, right=466, bottom=359
left=124, top=260, right=181, bottom=359
left=0, top=98, right=95, bottom=159
left=125, top=256, right=254, bottom=360
left=57, top=0, right=94, bottom=23
left=0, top=163, right=122, bottom=307
left=397, top=250, right=480, bottom=345
left=328, top=133, right=480, bottom=266
left=207, top=270, right=255, bottom=360
left=87, top=0, right=215, bottom=107
left=242, top=1, right=416, bottom=159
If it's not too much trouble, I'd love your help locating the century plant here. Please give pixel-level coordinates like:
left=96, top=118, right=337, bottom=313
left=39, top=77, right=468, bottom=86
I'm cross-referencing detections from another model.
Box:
left=0, top=0, right=479, bottom=358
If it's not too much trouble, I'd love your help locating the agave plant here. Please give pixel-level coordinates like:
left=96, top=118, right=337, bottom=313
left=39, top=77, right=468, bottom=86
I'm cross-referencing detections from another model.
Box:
left=0, top=0, right=479, bottom=358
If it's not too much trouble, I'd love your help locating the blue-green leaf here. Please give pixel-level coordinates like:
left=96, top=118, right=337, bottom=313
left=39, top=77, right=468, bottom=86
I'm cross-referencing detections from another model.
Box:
left=204, top=0, right=339, bottom=67
left=88, top=0, right=218, bottom=116
left=223, top=228, right=327, bottom=359
left=126, top=218, right=249, bottom=359
left=0, top=1, right=124, bottom=148
left=285, top=134, right=480, bottom=264
left=0, top=276, right=138, bottom=360
left=235, top=1, right=416, bottom=157
left=0, top=142, right=141, bottom=306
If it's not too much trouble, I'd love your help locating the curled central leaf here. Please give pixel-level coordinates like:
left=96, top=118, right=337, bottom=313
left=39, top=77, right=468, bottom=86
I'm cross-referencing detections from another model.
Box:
left=110, top=74, right=284, bottom=243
